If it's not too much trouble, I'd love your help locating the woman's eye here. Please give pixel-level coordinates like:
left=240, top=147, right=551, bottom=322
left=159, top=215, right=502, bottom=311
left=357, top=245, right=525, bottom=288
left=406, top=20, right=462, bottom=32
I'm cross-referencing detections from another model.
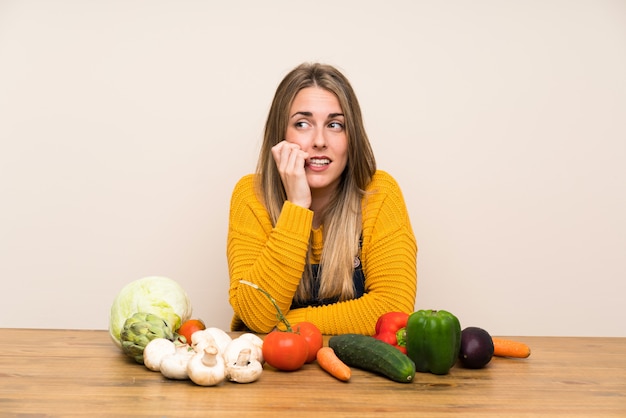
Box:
left=328, top=121, right=344, bottom=130
left=295, top=121, right=309, bottom=129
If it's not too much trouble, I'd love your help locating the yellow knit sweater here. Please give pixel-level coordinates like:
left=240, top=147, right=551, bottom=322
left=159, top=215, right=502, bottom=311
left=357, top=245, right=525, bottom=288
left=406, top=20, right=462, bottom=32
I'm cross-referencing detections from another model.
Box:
left=227, top=170, right=417, bottom=335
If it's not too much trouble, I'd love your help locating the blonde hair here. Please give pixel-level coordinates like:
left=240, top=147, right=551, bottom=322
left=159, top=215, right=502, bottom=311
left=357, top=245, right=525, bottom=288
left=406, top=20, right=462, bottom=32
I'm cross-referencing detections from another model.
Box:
left=256, top=63, right=376, bottom=303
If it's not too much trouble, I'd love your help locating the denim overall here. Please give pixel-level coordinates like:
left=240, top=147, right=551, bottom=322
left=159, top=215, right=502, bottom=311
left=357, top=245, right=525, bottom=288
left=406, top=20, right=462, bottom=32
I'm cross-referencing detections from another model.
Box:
left=290, top=238, right=365, bottom=309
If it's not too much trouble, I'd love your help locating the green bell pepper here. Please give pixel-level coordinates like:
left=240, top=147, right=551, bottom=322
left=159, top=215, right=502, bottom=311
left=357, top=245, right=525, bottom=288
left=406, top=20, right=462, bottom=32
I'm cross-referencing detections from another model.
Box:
left=406, top=309, right=461, bottom=375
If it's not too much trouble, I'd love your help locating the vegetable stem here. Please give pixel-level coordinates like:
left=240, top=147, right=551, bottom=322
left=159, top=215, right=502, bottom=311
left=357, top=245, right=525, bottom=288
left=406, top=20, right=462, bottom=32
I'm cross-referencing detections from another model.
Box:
left=239, top=280, right=293, bottom=332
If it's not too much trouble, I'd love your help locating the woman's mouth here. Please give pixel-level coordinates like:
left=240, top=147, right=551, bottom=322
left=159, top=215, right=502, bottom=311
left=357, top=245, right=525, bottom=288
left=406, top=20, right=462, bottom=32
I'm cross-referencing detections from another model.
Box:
left=306, top=157, right=331, bottom=167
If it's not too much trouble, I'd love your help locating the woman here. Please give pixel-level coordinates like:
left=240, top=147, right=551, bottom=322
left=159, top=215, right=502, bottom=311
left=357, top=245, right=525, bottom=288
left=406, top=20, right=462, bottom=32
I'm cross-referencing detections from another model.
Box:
left=227, top=62, right=417, bottom=335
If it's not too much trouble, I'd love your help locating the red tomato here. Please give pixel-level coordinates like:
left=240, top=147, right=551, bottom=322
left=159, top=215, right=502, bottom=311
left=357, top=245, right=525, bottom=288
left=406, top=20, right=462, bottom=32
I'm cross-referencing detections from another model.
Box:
left=293, top=322, right=323, bottom=363
left=262, top=330, right=309, bottom=371
left=176, top=319, right=206, bottom=344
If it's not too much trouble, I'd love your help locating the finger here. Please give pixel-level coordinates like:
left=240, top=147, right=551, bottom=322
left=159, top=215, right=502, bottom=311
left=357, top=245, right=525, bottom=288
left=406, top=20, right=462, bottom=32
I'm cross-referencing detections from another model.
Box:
left=280, top=144, right=298, bottom=172
left=272, top=141, right=295, bottom=162
left=274, top=143, right=304, bottom=172
left=286, top=148, right=310, bottom=174
left=271, top=142, right=288, bottom=169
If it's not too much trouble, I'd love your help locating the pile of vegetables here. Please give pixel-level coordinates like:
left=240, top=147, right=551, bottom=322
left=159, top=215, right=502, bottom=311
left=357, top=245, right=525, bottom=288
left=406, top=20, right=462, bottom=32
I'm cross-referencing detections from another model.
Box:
left=110, top=277, right=531, bottom=386
left=323, top=309, right=530, bottom=383
left=109, top=276, right=266, bottom=386
left=143, top=327, right=265, bottom=385
left=371, top=309, right=530, bottom=376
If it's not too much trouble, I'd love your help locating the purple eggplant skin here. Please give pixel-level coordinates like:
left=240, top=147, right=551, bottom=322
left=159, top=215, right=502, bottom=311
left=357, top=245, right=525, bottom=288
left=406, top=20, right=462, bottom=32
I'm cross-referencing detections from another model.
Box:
left=459, top=327, right=494, bottom=369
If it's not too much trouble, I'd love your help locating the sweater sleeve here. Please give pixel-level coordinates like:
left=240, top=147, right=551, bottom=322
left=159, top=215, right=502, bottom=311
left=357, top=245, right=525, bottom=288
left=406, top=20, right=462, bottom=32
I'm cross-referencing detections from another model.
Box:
left=227, top=175, right=314, bottom=333
left=283, top=171, right=418, bottom=335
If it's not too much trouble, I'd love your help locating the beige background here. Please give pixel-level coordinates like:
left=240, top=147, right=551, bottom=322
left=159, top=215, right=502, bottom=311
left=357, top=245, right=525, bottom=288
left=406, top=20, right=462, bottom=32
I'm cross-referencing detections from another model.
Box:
left=1, top=0, right=624, bottom=336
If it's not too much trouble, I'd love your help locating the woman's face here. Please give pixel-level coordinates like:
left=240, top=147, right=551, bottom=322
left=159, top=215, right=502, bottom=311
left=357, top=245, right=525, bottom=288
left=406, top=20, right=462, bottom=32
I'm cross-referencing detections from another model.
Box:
left=285, top=87, right=348, bottom=195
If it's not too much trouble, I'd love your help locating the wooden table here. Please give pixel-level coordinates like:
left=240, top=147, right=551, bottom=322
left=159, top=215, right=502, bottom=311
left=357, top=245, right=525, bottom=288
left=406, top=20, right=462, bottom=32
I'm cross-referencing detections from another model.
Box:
left=1, top=329, right=624, bottom=417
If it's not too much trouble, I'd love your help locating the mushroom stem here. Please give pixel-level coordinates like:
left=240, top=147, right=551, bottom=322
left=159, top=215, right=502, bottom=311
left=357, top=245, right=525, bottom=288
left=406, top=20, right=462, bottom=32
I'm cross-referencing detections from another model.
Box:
left=201, top=345, right=219, bottom=367
left=235, top=348, right=252, bottom=366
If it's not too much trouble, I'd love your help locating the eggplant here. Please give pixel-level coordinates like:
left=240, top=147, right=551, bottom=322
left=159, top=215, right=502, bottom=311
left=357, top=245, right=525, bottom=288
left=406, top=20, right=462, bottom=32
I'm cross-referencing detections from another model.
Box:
left=459, top=327, right=494, bottom=369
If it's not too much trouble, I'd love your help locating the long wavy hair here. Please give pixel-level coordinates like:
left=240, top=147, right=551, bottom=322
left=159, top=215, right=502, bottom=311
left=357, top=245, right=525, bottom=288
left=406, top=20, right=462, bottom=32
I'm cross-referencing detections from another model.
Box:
left=256, top=63, right=376, bottom=303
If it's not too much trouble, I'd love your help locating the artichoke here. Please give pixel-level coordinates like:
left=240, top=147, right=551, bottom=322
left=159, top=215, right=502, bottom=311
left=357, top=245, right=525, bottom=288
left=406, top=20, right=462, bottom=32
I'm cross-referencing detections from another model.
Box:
left=120, top=312, right=175, bottom=364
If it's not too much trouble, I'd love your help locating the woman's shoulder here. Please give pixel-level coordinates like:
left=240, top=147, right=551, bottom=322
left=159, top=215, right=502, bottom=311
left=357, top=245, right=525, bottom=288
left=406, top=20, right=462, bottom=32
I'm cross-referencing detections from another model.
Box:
left=230, top=174, right=259, bottom=206
left=362, top=171, right=412, bottom=231
left=233, top=173, right=255, bottom=190
left=231, top=173, right=257, bottom=197
left=367, top=170, right=403, bottom=193
left=363, top=170, right=410, bottom=214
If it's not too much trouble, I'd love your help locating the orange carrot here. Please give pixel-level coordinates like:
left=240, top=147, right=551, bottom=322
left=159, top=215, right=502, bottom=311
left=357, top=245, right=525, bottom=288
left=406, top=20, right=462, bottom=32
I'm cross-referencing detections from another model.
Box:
left=492, top=337, right=531, bottom=358
left=316, top=347, right=351, bottom=381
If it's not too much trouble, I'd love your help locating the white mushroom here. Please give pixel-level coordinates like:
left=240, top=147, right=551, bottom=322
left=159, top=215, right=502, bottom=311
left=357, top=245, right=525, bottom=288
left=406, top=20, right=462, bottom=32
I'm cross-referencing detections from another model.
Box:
left=238, top=333, right=265, bottom=364
left=223, top=333, right=263, bottom=365
left=143, top=338, right=177, bottom=372
left=226, top=348, right=263, bottom=383
left=160, top=345, right=194, bottom=380
left=187, top=343, right=227, bottom=386
left=204, top=327, right=233, bottom=354
left=190, top=329, right=221, bottom=353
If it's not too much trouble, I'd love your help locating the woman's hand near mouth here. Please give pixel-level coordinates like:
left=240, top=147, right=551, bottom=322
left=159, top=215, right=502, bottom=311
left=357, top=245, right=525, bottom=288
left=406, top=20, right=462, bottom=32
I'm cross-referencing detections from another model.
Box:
left=271, top=140, right=311, bottom=209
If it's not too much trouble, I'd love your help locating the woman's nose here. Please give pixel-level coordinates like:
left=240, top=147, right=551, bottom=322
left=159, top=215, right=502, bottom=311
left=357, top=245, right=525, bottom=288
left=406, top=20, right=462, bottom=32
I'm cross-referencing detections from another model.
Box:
left=312, top=129, right=327, bottom=149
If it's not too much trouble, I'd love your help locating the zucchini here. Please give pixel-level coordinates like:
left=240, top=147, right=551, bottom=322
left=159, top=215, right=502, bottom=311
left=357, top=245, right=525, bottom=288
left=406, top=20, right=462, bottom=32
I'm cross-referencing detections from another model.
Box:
left=328, top=334, right=415, bottom=383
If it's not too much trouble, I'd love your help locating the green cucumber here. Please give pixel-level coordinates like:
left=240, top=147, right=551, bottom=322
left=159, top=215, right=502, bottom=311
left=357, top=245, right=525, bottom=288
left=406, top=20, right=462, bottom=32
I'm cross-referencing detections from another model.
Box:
left=328, top=334, right=415, bottom=383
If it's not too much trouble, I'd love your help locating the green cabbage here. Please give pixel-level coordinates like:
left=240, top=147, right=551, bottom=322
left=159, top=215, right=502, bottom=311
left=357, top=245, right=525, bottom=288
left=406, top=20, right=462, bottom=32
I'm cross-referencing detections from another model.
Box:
left=109, top=276, right=192, bottom=348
